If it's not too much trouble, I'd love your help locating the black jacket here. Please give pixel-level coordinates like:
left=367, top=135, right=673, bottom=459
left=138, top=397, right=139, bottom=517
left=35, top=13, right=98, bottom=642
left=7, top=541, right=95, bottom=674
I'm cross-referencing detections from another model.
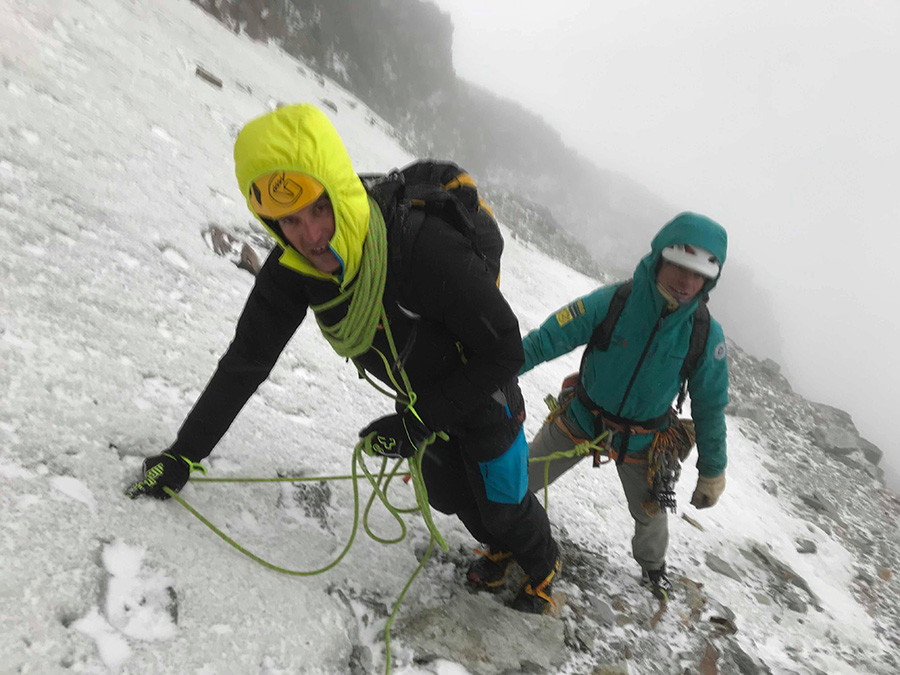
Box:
left=170, top=196, right=525, bottom=463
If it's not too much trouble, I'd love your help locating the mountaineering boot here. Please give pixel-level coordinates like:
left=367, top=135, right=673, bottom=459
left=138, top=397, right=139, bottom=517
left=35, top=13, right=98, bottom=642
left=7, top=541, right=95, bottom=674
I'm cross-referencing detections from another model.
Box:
left=467, top=549, right=514, bottom=592
left=510, top=557, right=561, bottom=615
left=641, top=564, right=674, bottom=601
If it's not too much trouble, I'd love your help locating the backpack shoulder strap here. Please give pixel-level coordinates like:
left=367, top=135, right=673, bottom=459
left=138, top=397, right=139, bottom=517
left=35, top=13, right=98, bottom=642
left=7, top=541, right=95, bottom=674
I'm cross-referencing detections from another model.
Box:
left=674, top=300, right=711, bottom=413
left=586, top=279, right=633, bottom=352
left=361, top=170, right=420, bottom=307
left=681, top=300, right=710, bottom=381
left=577, top=279, right=632, bottom=389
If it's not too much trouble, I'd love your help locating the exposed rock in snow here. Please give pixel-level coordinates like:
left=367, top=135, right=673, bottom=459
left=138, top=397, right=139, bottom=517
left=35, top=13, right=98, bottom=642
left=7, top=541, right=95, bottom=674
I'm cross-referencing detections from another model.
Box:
left=759, top=358, right=782, bottom=377
left=705, top=553, right=743, bottom=582
left=745, top=544, right=823, bottom=611
left=726, top=403, right=768, bottom=426
left=812, top=425, right=859, bottom=456
left=795, top=538, right=817, bottom=554
left=398, top=593, right=567, bottom=675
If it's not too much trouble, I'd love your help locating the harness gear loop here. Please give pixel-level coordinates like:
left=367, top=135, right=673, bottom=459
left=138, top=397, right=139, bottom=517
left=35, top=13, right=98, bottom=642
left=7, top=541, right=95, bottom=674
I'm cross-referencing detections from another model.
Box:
left=641, top=412, right=696, bottom=515
left=537, top=389, right=696, bottom=515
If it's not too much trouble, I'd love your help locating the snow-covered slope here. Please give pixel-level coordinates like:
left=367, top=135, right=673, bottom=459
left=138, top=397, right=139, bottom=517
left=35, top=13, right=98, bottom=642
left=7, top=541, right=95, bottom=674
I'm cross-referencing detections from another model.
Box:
left=1, top=0, right=897, bottom=673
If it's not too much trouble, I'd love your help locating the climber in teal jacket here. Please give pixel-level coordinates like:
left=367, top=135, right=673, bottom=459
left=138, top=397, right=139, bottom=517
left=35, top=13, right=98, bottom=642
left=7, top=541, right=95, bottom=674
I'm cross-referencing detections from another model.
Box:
left=518, top=212, right=729, bottom=601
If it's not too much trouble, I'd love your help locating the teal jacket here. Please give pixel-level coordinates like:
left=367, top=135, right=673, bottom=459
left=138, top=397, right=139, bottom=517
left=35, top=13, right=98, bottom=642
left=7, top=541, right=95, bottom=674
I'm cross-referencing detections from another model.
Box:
left=520, top=213, right=729, bottom=477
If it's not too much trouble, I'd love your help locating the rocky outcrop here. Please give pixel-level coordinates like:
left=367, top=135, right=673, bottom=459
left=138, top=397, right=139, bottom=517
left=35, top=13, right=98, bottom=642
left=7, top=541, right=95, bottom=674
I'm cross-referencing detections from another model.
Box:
left=191, top=0, right=454, bottom=121
left=859, top=437, right=885, bottom=465
left=812, top=425, right=861, bottom=456
left=726, top=343, right=884, bottom=469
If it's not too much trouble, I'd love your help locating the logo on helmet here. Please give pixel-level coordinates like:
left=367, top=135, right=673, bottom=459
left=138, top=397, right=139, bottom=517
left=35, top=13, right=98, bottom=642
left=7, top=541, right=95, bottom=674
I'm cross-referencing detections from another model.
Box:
left=267, top=172, right=304, bottom=206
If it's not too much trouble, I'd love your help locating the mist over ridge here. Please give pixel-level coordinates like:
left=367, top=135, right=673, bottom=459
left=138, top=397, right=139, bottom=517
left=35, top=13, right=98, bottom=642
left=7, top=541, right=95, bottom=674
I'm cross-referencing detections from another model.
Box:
left=191, top=0, right=796, bottom=390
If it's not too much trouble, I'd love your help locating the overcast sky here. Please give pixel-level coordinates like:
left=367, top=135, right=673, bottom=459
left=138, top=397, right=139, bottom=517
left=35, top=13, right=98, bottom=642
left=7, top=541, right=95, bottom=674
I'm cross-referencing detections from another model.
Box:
left=431, top=0, right=900, bottom=483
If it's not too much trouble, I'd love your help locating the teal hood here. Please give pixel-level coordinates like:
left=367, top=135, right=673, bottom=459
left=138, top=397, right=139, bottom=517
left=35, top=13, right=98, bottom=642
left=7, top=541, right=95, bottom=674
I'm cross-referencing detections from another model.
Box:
left=641, top=211, right=728, bottom=297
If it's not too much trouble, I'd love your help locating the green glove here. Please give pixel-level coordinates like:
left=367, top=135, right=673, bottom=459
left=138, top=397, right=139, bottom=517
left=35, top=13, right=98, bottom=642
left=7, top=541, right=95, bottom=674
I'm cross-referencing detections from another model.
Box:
left=125, top=452, right=205, bottom=500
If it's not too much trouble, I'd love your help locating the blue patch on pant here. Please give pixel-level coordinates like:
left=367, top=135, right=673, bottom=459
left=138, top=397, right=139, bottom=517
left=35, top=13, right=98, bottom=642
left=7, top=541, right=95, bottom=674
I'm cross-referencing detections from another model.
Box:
left=478, top=427, right=528, bottom=504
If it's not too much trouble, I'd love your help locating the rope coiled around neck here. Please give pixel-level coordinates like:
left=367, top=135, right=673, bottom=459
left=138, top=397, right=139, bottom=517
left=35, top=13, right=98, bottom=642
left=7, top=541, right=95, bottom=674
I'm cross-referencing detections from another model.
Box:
left=310, top=195, right=387, bottom=358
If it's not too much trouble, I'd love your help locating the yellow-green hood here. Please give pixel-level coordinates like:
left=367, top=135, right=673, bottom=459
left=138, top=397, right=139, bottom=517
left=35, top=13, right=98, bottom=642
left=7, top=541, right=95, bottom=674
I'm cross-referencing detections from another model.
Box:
left=234, top=104, right=369, bottom=285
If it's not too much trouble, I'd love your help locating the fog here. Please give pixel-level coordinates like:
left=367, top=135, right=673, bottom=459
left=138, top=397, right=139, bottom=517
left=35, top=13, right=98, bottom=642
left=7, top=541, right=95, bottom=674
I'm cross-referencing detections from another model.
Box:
left=430, top=0, right=900, bottom=489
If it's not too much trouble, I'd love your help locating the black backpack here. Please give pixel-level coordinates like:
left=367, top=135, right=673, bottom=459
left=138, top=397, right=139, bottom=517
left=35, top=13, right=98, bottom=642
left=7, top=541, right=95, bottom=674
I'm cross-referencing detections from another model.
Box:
left=361, top=161, right=503, bottom=292
left=582, top=279, right=710, bottom=413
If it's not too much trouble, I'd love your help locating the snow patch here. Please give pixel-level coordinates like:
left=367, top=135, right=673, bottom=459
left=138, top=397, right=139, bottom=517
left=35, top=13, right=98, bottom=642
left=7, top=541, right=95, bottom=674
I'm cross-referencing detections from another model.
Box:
left=72, top=607, right=133, bottom=672
left=160, top=246, right=189, bottom=269
left=50, top=475, right=97, bottom=511
left=6, top=81, right=29, bottom=97
left=102, top=539, right=178, bottom=641
left=151, top=125, right=177, bottom=144
left=21, top=243, right=46, bottom=257
left=0, top=459, right=33, bottom=479
left=19, top=129, right=40, bottom=144
left=14, top=494, right=42, bottom=510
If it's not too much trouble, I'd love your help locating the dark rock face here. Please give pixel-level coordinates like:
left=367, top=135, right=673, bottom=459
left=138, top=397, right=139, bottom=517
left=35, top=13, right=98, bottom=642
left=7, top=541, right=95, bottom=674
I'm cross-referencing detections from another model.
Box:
left=191, top=0, right=454, bottom=118
left=795, top=539, right=818, bottom=554
left=760, top=358, right=782, bottom=377
left=858, top=437, right=884, bottom=465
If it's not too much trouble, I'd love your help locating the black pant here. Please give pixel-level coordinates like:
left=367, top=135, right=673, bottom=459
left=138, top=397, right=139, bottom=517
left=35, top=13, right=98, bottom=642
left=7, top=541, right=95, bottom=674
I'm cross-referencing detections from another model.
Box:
left=421, top=430, right=559, bottom=581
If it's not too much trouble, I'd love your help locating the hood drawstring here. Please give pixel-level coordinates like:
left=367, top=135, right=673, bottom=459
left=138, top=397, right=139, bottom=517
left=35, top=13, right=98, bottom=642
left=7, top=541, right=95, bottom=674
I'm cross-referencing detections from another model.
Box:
left=655, top=281, right=681, bottom=312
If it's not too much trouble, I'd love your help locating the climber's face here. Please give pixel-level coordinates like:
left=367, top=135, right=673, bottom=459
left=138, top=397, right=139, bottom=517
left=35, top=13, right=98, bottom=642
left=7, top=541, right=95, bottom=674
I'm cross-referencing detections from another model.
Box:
left=279, top=193, right=340, bottom=274
left=657, top=260, right=705, bottom=304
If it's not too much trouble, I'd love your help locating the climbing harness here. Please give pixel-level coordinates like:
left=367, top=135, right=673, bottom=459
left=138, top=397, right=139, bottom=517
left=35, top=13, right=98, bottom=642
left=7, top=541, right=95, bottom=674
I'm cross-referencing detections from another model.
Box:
left=535, top=385, right=696, bottom=516
left=530, top=387, right=608, bottom=510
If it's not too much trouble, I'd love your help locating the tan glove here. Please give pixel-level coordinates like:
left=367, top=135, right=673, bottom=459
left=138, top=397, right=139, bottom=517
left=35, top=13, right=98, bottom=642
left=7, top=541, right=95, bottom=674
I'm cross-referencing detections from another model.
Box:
left=690, top=473, right=725, bottom=509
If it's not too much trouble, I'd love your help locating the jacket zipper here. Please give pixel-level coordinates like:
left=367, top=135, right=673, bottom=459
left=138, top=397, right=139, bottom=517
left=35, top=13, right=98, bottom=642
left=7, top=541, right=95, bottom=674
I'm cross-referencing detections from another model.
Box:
left=616, top=307, right=667, bottom=416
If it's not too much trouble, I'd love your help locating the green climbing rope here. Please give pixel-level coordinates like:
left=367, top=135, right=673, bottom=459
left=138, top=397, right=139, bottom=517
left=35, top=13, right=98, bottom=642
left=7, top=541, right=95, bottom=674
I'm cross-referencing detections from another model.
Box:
left=527, top=428, right=609, bottom=510
left=164, top=436, right=443, bottom=675
left=310, top=195, right=387, bottom=359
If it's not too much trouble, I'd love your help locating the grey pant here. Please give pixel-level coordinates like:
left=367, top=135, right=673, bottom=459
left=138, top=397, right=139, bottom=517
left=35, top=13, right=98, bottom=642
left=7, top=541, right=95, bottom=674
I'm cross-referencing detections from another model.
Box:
left=527, top=413, right=668, bottom=571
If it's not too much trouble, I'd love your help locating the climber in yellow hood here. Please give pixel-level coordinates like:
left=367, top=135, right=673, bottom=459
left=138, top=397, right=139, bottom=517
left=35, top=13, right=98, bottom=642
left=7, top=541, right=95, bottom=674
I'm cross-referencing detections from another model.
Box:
left=127, top=104, right=561, bottom=616
left=234, top=104, right=370, bottom=285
